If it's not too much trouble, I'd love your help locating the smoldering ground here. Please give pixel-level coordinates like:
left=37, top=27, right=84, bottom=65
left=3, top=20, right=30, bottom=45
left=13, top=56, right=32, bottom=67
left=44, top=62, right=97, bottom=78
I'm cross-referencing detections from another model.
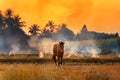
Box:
left=0, top=26, right=119, bottom=57
left=0, top=34, right=119, bottom=58
left=27, top=35, right=101, bottom=58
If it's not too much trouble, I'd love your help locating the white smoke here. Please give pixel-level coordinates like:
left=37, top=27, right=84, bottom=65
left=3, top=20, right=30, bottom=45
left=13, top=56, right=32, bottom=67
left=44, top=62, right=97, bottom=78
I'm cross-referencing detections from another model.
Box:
left=28, top=36, right=39, bottom=49
left=8, top=44, right=31, bottom=55
left=28, top=36, right=56, bottom=58
left=64, top=41, right=100, bottom=57
left=9, top=44, right=20, bottom=56
left=28, top=36, right=101, bottom=58
left=38, top=38, right=55, bottom=54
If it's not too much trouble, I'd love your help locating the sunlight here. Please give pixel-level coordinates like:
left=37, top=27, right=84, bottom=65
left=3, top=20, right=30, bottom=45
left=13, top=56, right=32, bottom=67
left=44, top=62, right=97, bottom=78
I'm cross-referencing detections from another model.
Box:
left=0, top=0, right=120, bottom=34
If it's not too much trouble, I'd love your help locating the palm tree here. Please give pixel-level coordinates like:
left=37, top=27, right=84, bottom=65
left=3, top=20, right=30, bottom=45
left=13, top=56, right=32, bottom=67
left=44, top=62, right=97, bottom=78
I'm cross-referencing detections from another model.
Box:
left=4, top=9, right=14, bottom=29
left=61, top=23, right=66, bottom=28
left=29, top=24, right=41, bottom=35
left=41, top=20, right=57, bottom=38
left=5, top=9, right=13, bottom=18
left=0, top=11, right=4, bottom=30
left=13, top=15, right=25, bottom=28
left=0, top=9, right=29, bottom=53
left=45, top=20, right=56, bottom=33
left=4, top=9, right=25, bottom=31
left=42, top=28, right=50, bottom=37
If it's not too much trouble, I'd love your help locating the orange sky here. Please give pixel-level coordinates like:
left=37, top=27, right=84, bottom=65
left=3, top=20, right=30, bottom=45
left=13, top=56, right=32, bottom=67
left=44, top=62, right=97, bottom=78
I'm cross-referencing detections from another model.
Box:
left=0, top=0, right=120, bottom=34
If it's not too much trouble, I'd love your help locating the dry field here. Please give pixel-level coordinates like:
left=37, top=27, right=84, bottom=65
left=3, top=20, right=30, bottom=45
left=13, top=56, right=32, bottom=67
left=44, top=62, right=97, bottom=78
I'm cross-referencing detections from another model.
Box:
left=0, top=54, right=119, bottom=80
left=0, top=63, right=120, bottom=80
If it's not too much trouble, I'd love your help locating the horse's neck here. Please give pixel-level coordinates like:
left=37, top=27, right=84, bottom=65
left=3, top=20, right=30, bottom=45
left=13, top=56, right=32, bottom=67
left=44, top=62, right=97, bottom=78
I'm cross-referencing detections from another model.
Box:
left=59, top=46, right=64, bottom=53
left=59, top=45, right=63, bottom=50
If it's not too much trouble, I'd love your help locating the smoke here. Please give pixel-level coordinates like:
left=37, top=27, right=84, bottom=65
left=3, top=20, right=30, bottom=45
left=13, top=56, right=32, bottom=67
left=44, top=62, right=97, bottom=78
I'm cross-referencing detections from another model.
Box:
left=64, top=41, right=100, bottom=57
left=9, top=44, right=20, bottom=55
left=28, top=36, right=55, bottom=54
left=0, top=36, right=6, bottom=54
left=28, top=36, right=56, bottom=58
left=38, top=38, right=55, bottom=54
left=0, top=35, right=21, bottom=55
left=0, top=30, right=28, bottom=55
left=28, top=35, right=101, bottom=58
left=28, top=36, right=39, bottom=49
left=0, top=38, right=26, bottom=55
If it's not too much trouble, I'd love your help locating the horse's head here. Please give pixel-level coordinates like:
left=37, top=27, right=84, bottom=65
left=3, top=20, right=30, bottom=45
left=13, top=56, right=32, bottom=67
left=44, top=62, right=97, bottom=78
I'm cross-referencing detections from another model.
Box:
left=59, top=41, right=65, bottom=49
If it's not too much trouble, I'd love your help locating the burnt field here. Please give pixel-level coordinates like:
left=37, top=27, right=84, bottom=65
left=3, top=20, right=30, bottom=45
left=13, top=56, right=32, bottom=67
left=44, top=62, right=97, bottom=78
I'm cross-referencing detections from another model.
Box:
left=0, top=54, right=120, bottom=64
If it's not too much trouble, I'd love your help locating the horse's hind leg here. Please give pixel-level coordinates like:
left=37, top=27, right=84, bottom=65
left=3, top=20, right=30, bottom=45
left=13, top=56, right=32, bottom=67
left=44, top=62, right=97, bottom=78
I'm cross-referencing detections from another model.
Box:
left=52, top=55, right=57, bottom=66
left=58, top=57, right=61, bottom=66
left=60, top=56, right=63, bottom=65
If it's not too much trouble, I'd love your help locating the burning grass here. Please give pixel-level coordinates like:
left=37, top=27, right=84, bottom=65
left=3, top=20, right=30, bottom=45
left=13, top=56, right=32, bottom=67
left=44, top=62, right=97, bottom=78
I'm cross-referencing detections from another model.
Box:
left=2, top=63, right=120, bottom=80
left=0, top=54, right=120, bottom=64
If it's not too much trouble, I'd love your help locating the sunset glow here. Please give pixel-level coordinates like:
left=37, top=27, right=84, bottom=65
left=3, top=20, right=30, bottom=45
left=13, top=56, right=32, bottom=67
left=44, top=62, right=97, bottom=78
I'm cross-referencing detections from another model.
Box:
left=0, top=0, right=120, bottom=34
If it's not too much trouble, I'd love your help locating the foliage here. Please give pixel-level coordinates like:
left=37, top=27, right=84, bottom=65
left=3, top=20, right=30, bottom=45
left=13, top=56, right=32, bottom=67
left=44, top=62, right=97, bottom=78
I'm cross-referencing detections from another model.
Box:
left=29, top=24, right=41, bottom=36
left=0, top=9, right=119, bottom=55
left=0, top=9, right=29, bottom=53
left=76, top=25, right=119, bottom=40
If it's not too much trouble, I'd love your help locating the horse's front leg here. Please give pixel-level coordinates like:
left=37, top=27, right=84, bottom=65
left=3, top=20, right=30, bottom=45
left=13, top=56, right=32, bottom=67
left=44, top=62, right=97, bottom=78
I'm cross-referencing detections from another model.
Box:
left=61, top=56, right=63, bottom=65
left=58, top=56, right=62, bottom=66
left=52, top=55, right=57, bottom=66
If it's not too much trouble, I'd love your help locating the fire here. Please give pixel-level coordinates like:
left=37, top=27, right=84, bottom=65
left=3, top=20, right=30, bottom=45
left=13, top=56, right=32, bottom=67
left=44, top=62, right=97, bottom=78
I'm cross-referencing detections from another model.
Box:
left=118, top=54, right=120, bottom=57
left=39, top=52, right=45, bottom=58
left=92, top=53, right=99, bottom=58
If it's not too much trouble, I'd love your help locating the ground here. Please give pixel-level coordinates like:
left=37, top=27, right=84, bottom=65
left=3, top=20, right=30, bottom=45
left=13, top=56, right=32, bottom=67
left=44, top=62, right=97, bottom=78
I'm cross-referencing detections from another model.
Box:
left=0, top=54, right=120, bottom=80
left=0, top=63, right=120, bottom=80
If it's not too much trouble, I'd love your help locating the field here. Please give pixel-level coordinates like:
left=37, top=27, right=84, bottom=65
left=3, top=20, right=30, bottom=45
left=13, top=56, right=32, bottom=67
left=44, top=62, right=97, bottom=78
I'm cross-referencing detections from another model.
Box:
left=0, top=54, right=120, bottom=80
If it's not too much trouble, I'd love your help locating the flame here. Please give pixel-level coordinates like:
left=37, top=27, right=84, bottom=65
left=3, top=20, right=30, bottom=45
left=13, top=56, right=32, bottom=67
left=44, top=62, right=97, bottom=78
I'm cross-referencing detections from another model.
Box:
left=39, top=52, right=45, bottom=58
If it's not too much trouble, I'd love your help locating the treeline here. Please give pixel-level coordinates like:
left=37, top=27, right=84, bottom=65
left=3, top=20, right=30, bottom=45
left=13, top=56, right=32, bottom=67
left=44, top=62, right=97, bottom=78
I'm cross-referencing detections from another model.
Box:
left=0, top=9, right=76, bottom=53
left=0, top=9, right=119, bottom=54
left=0, top=9, right=29, bottom=53
left=28, top=22, right=119, bottom=41
left=76, top=24, right=119, bottom=40
left=96, top=38, right=120, bottom=54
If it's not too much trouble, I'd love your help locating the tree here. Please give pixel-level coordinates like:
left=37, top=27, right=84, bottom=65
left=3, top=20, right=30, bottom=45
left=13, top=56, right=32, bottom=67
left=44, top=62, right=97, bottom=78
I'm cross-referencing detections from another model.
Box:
left=13, top=15, right=25, bottom=28
left=4, top=9, right=25, bottom=29
left=5, top=9, right=13, bottom=18
left=41, top=20, right=57, bottom=38
left=4, top=9, right=14, bottom=29
left=0, top=11, right=4, bottom=30
left=52, top=24, right=75, bottom=41
left=81, top=24, right=88, bottom=33
left=4, top=9, right=28, bottom=50
left=115, top=32, right=119, bottom=38
left=29, top=24, right=41, bottom=35
left=45, top=20, right=57, bottom=34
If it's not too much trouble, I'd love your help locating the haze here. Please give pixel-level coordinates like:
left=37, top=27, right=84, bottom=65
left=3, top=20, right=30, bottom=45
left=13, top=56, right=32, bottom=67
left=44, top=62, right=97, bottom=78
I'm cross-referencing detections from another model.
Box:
left=0, top=0, right=120, bottom=34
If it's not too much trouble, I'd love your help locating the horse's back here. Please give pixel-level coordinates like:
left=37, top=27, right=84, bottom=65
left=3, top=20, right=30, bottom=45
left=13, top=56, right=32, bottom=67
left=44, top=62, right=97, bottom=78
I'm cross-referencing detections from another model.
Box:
left=53, top=43, right=64, bottom=57
left=53, top=44, right=59, bottom=56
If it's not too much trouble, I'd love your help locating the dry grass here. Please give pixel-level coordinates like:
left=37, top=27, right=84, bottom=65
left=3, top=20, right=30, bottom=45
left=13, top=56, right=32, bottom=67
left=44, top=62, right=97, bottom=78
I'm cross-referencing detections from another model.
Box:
left=0, top=63, right=120, bottom=80
left=0, top=54, right=119, bottom=80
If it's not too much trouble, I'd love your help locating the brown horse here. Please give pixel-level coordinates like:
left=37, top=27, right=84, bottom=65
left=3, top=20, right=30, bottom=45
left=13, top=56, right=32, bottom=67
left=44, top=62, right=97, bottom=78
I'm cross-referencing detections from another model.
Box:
left=52, top=41, right=65, bottom=66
